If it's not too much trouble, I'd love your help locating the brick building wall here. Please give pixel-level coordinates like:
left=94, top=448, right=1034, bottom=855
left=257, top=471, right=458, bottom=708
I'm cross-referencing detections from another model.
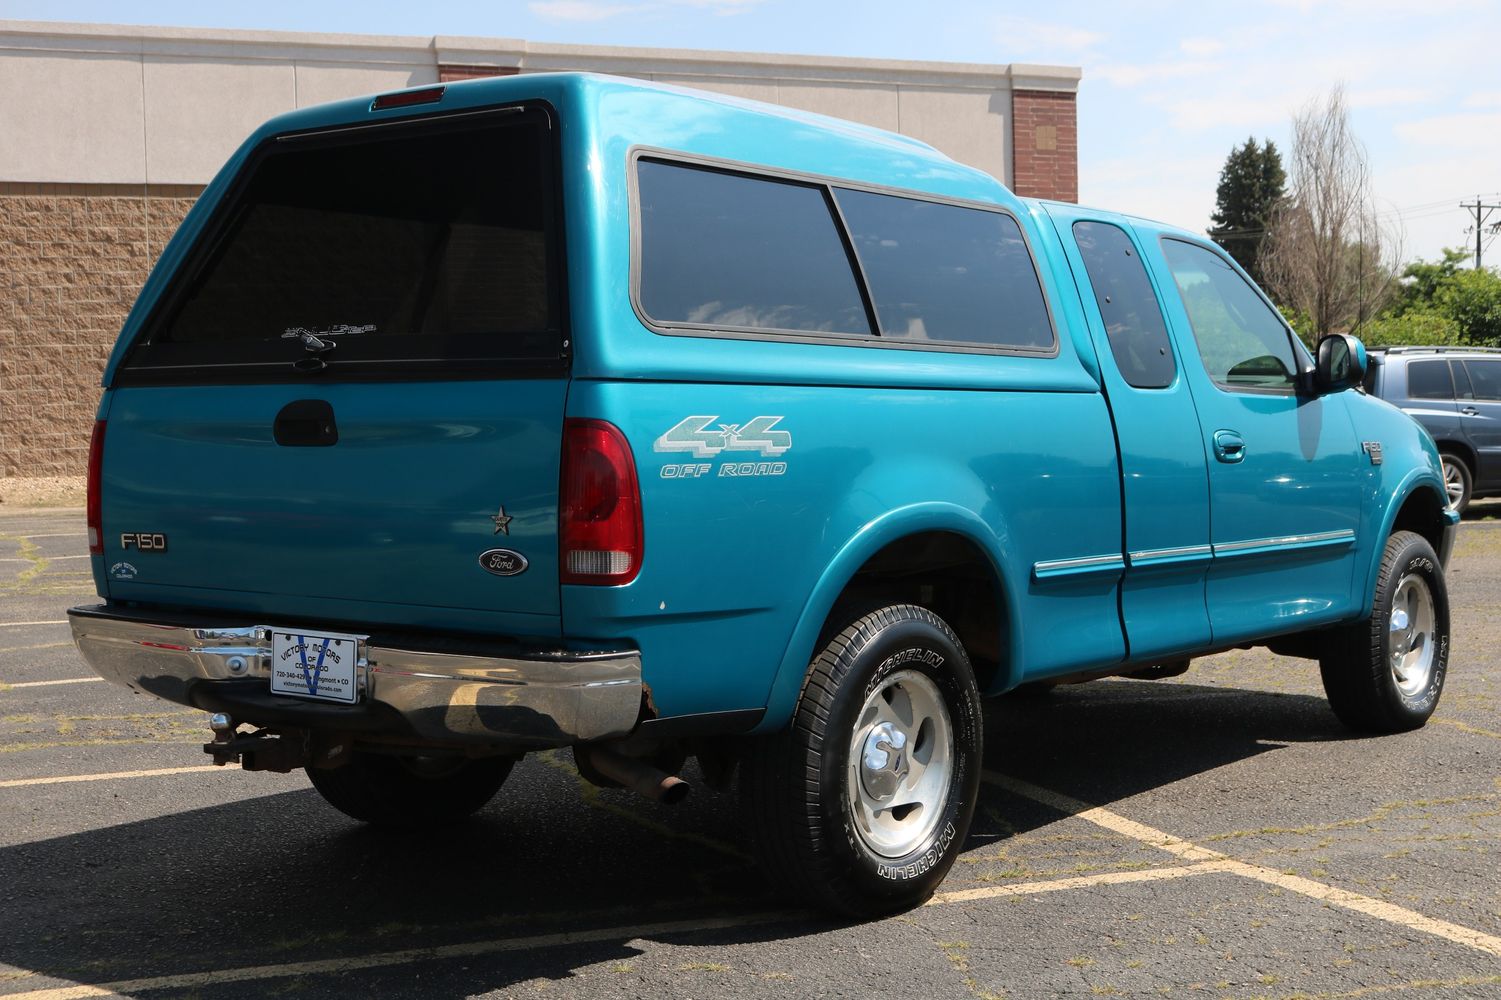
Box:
left=0, top=186, right=198, bottom=477
left=1010, top=89, right=1078, bottom=203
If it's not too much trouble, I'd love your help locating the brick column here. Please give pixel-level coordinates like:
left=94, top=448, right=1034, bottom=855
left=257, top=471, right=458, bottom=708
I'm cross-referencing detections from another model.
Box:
left=1010, top=89, right=1077, bottom=202
left=438, top=64, right=520, bottom=82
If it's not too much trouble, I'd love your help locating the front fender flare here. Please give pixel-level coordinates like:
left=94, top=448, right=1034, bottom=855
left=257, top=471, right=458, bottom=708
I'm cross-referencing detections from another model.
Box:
left=1363, top=468, right=1456, bottom=607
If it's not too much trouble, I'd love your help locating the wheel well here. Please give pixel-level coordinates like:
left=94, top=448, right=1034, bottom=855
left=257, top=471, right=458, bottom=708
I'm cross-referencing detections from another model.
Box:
left=821, top=532, right=1007, bottom=694
left=1434, top=439, right=1475, bottom=475
left=1392, top=485, right=1449, bottom=554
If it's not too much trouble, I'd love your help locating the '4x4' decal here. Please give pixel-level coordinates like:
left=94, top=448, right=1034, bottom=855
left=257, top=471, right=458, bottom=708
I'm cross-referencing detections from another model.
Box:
left=653, top=416, right=792, bottom=458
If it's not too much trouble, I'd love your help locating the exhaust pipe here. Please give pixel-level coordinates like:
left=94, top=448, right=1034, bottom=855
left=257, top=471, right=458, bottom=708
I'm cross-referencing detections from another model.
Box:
left=578, top=745, right=691, bottom=805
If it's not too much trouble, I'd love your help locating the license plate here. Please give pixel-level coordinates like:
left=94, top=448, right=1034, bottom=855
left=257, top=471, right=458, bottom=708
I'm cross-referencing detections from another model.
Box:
left=270, top=630, right=361, bottom=704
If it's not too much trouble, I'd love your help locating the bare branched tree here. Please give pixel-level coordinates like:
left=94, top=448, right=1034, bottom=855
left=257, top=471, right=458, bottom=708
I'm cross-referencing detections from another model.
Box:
left=1260, top=86, right=1401, bottom=340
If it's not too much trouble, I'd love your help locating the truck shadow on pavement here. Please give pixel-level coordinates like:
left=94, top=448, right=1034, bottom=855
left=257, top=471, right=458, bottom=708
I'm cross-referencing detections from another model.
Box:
left=0, top=678, right=1354, bottom=998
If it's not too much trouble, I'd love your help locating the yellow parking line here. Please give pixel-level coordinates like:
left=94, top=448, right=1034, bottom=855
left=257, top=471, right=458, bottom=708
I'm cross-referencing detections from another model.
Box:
left=0, top=620, right=68, bottom=628
left=0, top=914, right=801, bottom=1000
left=0, top=766, right=225, bottom=789
left=0, top=860, right=1264, bottom=1000
left=982, top=770, right=1501, bottom=959
left=928, top=859, right=1241, bottom=905
left=1218, top=860, right=1501, bottom=958
left=5, top=678, right=102, bottom=689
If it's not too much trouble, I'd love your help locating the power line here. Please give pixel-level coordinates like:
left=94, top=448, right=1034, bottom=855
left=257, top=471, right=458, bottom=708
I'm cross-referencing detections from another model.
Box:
left=1462, top=197, right=1501, bottom=268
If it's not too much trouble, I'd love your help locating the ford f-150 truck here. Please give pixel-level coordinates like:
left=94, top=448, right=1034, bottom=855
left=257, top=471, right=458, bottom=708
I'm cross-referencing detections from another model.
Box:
left=70, top=73, right=1458, bottom=918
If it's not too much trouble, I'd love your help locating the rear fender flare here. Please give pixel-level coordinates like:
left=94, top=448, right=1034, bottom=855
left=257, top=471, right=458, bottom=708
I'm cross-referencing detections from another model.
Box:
left=753, top=502, right=1015, bottom=734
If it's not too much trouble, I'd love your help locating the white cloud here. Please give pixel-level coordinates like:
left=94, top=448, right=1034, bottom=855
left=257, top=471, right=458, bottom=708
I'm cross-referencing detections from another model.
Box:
left=1394, top=112, right=1501, bottom=151
left=992, top=15, right=1103, bottom=56
left=1092, top=58, right=1220, bottom=88
left=1265, top=0, right=1484, bottom=12
left=529, top=0, right=761, bottom=21
left=529, top=1, right=646, bottom=21
left=1463, top=92, right=1501, bottom=109
left=1178, top=37, right=1226, bottom=57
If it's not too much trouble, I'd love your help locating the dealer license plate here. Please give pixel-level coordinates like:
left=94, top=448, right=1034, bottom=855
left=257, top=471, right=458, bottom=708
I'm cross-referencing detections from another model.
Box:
left=270, top=630, right=361, bottom=704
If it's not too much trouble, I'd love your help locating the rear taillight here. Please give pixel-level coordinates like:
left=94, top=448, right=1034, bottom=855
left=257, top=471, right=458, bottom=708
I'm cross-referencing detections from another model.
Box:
left=86, top=420, right=105, bottom=554
left=560, top=419, right=642, bottom=586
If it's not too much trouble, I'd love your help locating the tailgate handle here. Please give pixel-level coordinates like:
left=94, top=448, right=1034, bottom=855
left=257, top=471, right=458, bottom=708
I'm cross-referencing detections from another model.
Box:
left=274, top=400, right=339, bottom=447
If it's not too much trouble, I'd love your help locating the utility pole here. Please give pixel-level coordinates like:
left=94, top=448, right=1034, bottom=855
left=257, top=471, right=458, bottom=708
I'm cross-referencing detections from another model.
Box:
left=1463, top=197, right=1501, bottom=268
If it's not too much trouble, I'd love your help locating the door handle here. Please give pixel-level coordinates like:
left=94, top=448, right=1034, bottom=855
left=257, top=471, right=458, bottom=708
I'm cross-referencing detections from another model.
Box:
left=1462, top=406, right=1479, bottom=416
left=1213, top=429, right=1245, bottom=464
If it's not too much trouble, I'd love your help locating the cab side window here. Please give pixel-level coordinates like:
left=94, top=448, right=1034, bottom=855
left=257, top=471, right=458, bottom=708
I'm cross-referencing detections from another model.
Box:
left=1161, top=239, right=1299, bottom=391
left=1072, top=221, right=1175, bottom=388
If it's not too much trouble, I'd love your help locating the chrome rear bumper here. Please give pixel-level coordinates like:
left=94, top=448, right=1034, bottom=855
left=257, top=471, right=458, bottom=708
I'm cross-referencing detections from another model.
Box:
left=67, top=606, right=642, bottom=750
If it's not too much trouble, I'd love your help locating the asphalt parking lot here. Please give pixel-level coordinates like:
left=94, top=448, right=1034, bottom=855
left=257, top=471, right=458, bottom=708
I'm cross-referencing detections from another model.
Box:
left=2, top=508, right=1499, bottom=1000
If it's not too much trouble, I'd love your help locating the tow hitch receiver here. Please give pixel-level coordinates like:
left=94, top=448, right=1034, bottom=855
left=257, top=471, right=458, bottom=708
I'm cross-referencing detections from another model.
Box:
left=204, top=714, right=349, bottom=773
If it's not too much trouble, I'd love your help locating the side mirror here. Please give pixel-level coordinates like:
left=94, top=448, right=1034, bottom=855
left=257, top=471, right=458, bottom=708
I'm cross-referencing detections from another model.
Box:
left=1314, top=333, right=1366, bottom=392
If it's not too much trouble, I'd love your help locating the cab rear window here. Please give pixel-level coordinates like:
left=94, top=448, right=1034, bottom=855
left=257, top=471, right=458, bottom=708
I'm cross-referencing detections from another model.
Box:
left=122, top=105, right=564, bottom=382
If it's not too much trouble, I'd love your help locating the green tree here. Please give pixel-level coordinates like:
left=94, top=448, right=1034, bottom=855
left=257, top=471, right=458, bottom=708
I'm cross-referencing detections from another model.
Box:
left=1391, top=247, right=1470, bottom=316
left=1208, top=137, right=1286, bottom=285
left=1438, top=267, right=1501, bottom=346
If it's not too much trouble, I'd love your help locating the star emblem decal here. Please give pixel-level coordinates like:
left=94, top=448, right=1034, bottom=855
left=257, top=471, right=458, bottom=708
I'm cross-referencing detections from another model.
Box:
left=490, top=506, right=513, bottom=536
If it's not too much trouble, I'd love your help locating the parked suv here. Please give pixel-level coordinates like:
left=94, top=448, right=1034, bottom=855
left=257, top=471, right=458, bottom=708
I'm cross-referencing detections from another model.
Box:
left=70, top=73, right=1458, bottom=917
left=1364, top=346, right=1501, bottom=512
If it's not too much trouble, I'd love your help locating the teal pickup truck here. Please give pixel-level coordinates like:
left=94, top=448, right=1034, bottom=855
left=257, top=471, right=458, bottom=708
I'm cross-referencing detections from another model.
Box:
left=70, top=73, right=1457, bottom=917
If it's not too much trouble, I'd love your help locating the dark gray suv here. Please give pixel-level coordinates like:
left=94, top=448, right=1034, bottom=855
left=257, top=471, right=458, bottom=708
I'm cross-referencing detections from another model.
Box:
left=1365, top=346, right=1501, bottom=511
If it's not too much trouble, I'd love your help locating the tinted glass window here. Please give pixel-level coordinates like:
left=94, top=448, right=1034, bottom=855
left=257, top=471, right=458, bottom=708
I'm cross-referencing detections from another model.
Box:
left=1161, top=239, right=1299, bottom=390
left=1072, top=221, right=1174, bottom=387
left=133, top=110, right=561, bottom=375
left=1407, top=360, right=1455, bottom=400
left=835, top=189, right=1052, bottom=349
left=1465, top=359, right=1501, bottom=400
left=637, top=161, right=870, bottom=335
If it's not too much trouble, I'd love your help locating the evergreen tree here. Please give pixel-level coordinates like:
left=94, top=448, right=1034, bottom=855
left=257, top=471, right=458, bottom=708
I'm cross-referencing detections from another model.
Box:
left=1208, top=138, right=1287, bottom=286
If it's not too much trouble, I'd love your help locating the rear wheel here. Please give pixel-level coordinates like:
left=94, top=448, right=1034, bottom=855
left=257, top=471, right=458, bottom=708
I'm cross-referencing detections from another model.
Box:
left=1440, top=453, right=1472, bottom=513
left=307, top=751, right=513, bottom=828
left=742, top=604, right=982, bottom=917
left=1319, top=531, right=1449, bottom=733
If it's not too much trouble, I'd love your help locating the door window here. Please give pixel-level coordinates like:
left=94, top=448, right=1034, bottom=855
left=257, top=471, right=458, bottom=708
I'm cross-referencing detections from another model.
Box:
left=1161, top=239, right=1300, bottom=391
left=1464, top=359, right=1501, bottom=400
left=1407, top=360, right=1456, bottom=400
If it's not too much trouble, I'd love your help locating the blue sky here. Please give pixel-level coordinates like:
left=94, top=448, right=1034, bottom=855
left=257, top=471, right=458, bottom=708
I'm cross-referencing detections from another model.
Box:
left=5, top=0, right=1497, bottom=265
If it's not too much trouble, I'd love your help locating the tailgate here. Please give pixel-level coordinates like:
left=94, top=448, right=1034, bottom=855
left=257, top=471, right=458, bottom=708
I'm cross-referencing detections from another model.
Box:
left=101, top=380, right=565, bottom=621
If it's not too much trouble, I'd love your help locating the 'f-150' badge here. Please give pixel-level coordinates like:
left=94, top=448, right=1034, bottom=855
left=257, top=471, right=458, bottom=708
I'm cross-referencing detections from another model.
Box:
left=479, top=549, right=528, bottom=577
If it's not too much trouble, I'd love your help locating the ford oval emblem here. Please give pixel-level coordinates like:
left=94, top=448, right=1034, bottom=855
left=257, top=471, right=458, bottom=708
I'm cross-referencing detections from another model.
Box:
left=479, top=548, right=529, bottom=577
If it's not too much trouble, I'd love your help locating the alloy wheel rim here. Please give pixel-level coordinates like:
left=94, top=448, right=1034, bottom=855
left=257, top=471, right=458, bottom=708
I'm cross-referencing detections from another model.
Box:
left=1443, top=460, right=1465, bottom=507
left=1388, top=572, right=1437, bottom=698
left=846, top=668, right=953, bottom=859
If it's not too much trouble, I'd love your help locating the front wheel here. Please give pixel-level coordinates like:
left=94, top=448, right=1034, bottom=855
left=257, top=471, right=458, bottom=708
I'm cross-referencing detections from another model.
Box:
left=742, top=604, right=983, bottom=917
left=1319, top=531, right=1449, bottom=733
left=307, top=751, right=514, bottom=828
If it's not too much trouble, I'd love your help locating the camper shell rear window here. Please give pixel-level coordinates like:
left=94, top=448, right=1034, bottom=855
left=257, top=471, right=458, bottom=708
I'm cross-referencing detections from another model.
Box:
left=119, top=103, right=565, bottom=384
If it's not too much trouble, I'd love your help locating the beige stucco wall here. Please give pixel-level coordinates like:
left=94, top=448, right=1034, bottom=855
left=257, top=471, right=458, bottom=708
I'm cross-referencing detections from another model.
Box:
left=0, top=21, right=1079, bottom=187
